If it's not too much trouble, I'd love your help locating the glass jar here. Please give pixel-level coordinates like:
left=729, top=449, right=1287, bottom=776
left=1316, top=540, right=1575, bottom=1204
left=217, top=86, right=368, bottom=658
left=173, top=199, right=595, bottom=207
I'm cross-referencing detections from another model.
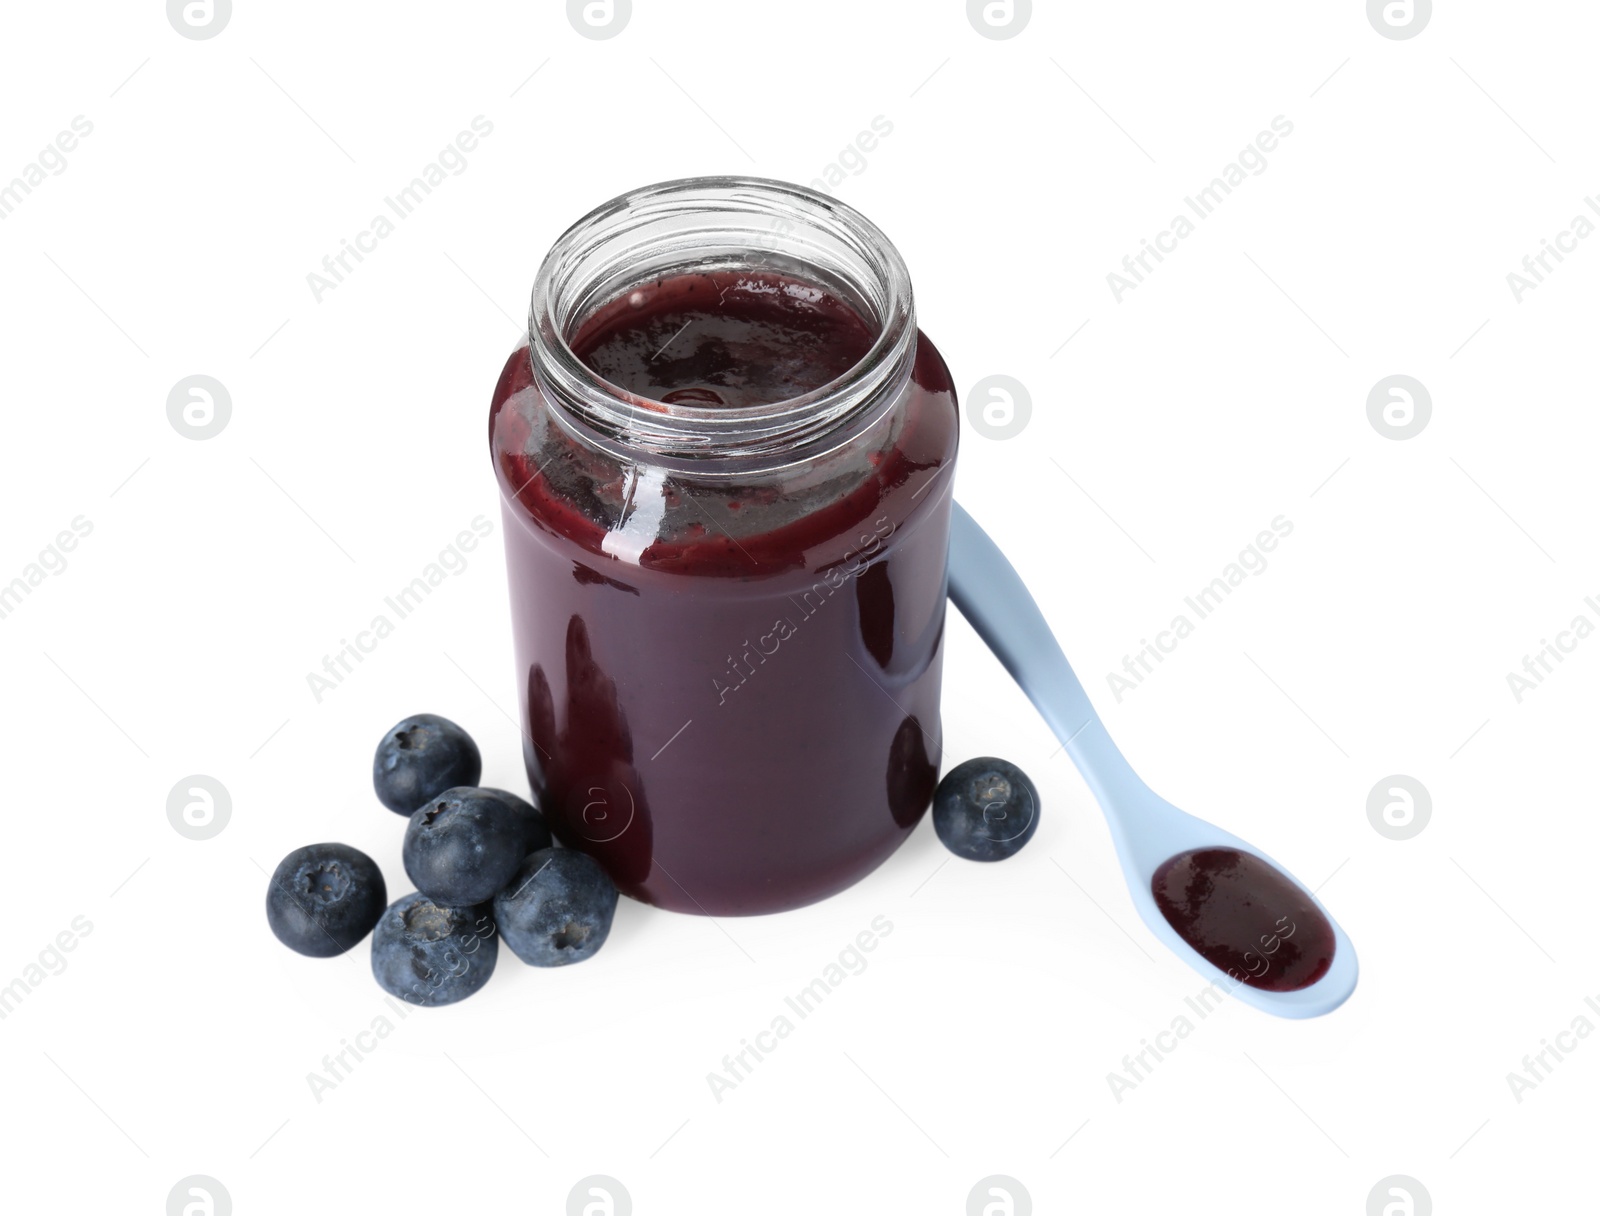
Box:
left=488, top=177, right=959, bottom=915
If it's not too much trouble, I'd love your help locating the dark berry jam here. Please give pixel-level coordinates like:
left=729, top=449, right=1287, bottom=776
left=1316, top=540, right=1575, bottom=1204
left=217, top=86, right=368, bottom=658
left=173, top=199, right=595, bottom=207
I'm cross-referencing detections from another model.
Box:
left=1151, top=847, right=1335, bottom=991
left=490, top=270, right=958, bottom=915
left=573, top=271, right=877, bottom=408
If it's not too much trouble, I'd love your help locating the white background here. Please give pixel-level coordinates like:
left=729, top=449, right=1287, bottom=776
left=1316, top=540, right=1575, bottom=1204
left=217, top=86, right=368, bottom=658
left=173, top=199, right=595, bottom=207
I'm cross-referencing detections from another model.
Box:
left=2, top=1, right=1594, bottom=1212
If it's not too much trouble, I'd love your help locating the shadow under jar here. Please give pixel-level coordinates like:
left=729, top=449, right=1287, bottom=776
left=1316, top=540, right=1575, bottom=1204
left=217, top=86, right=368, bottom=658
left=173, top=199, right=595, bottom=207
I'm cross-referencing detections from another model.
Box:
left=489, top=177, right=959, bottom=916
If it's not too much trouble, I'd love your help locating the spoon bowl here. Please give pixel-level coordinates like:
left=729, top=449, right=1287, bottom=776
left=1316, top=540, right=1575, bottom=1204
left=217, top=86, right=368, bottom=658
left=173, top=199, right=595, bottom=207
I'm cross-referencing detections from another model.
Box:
left=947, top=501, right=1357, bottom=1019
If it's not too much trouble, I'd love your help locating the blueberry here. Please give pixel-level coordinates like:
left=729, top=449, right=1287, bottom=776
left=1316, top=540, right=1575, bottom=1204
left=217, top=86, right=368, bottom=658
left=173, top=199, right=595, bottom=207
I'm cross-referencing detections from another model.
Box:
left=370, top=891, right=498, bottom=1007
left=403, top=787, right=527, bottom=906
left=494, top=847, right=618, bottom=967
left=932, top=757, right=1040, bottom=861
left=481, top=787, right=553, bottom=857
left=373, top=713, right=481, bottom=815
left=266, top=843, right=387, bottom=958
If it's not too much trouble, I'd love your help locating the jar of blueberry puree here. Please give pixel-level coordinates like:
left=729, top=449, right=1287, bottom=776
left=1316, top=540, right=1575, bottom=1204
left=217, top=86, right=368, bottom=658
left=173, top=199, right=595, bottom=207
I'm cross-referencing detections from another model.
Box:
left=489, top=178, right=958, bottom=915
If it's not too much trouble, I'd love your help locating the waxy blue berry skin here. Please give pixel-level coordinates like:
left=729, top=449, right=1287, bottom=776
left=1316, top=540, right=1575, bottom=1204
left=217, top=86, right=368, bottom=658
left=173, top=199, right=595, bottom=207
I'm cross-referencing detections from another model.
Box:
left=932, top=757, right=1040, bottom=862
left=373, top=714, right=482, bottom=815
left=266, top=843, right=387, bottom=958
left=402, top=788, right=527, bottom=907
left=370, top=892, right=498, bottom=1007
left=494, top=847, right=618, bottom=967
left=481, top=787, right=553, bottom=857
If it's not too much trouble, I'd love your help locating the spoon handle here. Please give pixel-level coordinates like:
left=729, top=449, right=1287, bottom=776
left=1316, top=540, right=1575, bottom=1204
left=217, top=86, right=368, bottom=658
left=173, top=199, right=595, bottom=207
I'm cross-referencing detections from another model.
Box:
left=948, top=501, right=1141, bottom=805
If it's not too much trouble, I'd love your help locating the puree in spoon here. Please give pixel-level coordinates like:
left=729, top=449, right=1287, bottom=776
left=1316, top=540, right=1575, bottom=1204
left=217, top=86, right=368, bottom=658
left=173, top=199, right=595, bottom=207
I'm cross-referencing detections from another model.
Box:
left=1151, top=847, right=1335, bottom=992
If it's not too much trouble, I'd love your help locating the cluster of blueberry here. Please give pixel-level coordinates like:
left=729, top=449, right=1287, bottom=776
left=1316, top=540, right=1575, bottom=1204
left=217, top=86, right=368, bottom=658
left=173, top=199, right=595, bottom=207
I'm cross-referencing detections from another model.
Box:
left=265, top=713, right=1036, bottom=1007
left=265, top=714, right=617, bottom=1007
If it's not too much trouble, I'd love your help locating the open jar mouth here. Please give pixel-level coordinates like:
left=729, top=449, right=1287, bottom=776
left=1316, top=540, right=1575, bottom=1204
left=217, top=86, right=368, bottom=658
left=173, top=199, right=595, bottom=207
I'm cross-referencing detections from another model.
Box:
left=528, top=176, right=917, bottom=472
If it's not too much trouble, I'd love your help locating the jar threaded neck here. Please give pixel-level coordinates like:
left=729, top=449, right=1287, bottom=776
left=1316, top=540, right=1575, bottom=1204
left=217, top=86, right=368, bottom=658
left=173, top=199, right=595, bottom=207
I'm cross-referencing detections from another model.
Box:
left=527, top=177, right=916, bottom=471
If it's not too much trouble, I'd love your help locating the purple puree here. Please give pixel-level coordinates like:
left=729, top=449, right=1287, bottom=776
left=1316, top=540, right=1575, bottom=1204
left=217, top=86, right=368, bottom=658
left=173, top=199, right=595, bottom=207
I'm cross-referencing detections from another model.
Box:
left=1151, top=847, right=1335, bottom=991
left=575, top=271, right=877, bottom=409
left=490, top=270, right=958, bottom=915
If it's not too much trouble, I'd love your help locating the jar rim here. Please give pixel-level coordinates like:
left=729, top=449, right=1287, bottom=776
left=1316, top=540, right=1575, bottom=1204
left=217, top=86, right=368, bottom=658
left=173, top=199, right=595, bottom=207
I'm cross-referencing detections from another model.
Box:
left=527, top=176, right=916, bottom=471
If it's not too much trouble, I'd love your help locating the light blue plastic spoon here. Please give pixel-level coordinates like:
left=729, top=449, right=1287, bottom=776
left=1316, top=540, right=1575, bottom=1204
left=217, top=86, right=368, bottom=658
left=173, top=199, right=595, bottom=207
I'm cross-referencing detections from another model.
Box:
left=947, top=501, right=1357, bottom=1018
